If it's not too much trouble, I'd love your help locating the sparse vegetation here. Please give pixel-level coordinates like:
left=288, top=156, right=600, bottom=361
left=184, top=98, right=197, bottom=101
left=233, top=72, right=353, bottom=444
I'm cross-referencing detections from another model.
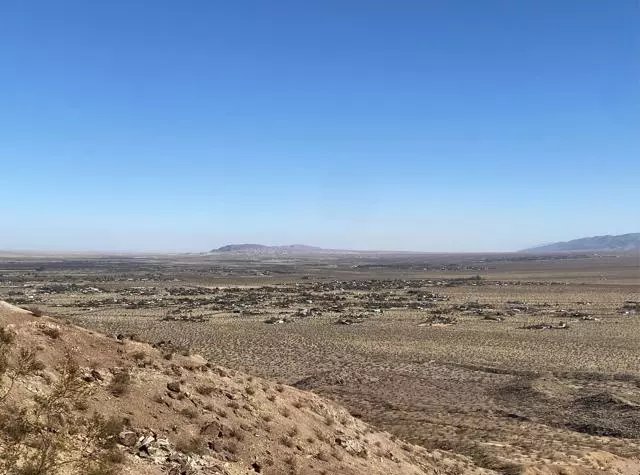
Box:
left=26, top=306, right=45, bottom=317
left=108, top=370, right=131, bottom=397
left=1, top=252, right=639, bottom=473
left=40, top=325, right=61, bottom=339
left=196, top=384, right=215, bottom=396
left=180, top=407, right=199, bottom=419
left=0, top=330, right=124, bottom=474
left=175, top=435, right=206, bottom=455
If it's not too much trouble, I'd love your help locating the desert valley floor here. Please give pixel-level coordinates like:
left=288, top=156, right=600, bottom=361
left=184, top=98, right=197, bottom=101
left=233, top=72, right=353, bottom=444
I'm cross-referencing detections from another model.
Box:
left=1, top=250, right=639, bottom=473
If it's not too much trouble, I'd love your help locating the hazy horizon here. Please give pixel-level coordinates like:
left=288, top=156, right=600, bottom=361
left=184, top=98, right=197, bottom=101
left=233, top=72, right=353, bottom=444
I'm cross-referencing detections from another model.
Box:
left=2, top=232, right=639, bottom=255
left=2, top=1, right=638, bottom=253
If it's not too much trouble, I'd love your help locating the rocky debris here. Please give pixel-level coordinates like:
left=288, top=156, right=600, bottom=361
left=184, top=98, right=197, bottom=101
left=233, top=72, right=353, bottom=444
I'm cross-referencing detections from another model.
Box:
left=292, top=307, right=322, bottom=318
left=521, top=322, right=569, bottom=330
left=115, top=430, right=221, bottom=474
left=167, top=287, right=212, bottom=296
left=483, top=315, right=504, bottom=322
left=506, top=302, right=529, bottom=312
left=91, top=369, right=104, bottom=381
left=557, top=310, right=590, bottom=319
left=118, top=430, right=139, bottom=447
left=335, top=314, right=368, bottom=325
left=83, top=368, right=104, bottom=382
left=578, top=315, right=600, bottom=321
left=263, top=315, right=294, bottom=324
left=453, top=301, right=495, bottom=313
left=137, top=432, right=158, bottom=457
left=36, top=283, right=106, bottom=294
left=162, top=314, right=209, bottom=323
left=406, top=290, right=449, bottom=301
left=335, top=436, right=368, bottom=457
left=167, top=381, right=182, bottom=393
left=621, top=301, right=640, bottom=315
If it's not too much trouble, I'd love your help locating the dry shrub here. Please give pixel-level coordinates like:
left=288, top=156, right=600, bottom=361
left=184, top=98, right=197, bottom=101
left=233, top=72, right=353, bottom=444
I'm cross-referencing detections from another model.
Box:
left=0, top=330, right=125, bottom=474
left=180, top=407, right=199, bottom=420
left=175, top=436, right=206, bottom=455
left=196, top=384, right=215, bottom=396
left=280, top=435, right=295, bottom=448
left=26, top=306, right=45, bottom=317
left=130, top=350, right=146, bottom=362
left=41, top=326, right=61, bottom=339
left=108, top=371, right=131, bottom=397
left=223, top=441, right=238, bottom=454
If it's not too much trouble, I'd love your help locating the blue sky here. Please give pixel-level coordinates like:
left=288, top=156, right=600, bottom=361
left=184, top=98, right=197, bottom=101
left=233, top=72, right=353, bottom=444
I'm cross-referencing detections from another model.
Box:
left=1, top=1, right=638, bottom=252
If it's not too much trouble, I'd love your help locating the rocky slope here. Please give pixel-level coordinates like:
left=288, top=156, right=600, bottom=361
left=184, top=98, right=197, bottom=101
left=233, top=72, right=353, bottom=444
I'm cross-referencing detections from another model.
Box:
left=0, top=301, right=478, bottom=475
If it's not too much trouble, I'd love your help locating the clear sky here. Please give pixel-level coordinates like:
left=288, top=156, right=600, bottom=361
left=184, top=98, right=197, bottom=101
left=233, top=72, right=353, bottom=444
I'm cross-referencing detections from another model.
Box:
left=1, top=1, right=638, bottom=252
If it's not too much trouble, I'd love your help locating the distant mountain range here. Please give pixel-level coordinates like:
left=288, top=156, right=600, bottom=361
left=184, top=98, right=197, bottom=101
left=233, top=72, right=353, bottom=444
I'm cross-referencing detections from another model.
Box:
left=211, top=244, right=325, bottom=254
left=521, top=233, right=640, bottom=253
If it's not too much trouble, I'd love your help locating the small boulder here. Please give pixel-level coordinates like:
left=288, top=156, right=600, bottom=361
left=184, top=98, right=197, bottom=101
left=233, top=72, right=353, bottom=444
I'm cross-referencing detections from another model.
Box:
left=91, top=369, right=104, bottom=381
left=167, top=381, right=181, bottom=393
left=118, top=430, right=138, bottom=447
